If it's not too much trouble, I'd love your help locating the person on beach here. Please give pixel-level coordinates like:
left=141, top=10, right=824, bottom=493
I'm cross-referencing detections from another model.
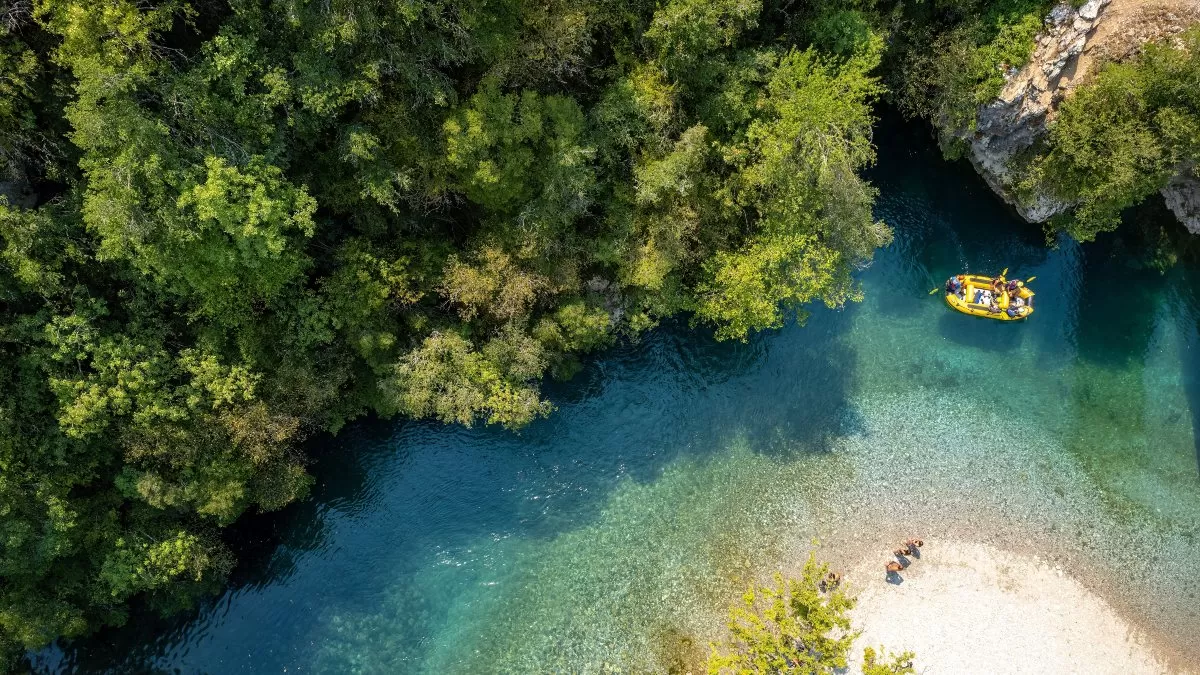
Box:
left=821, top=571, right=842, bottom=592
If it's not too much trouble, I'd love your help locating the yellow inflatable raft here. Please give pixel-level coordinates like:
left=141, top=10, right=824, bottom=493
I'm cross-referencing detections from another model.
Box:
left=944, top=273, right=1034, bottom=321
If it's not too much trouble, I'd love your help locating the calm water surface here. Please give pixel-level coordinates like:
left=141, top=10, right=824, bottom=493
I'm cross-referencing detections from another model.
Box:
left=39, top=117, right=1200, bottom=673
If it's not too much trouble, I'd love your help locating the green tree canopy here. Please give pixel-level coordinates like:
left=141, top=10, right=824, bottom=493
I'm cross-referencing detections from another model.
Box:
left=707, top=555, right=916, bottom=674
left=0, top=0, right=896, bottom=665
left=1019, top=28, right=1200, bottom=240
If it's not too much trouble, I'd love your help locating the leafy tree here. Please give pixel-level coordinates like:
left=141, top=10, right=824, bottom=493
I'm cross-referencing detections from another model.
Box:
left=893, top=0, right=1049, bottom=146
left=0, top=0, right=907, bottom=665
left=379, top=330, right=552, bottom=428
left=442, top=246, right=552, bottom=323
left=0, top=3, right=43, bottom=183
left=695, top=41, right=890, bottom=340
left=1017, top=28, right=1200, bottom=240
left=645, top=0, right=762, bottom=77
left=862, top=645, right=917, bottom=675
left=707, top=554, right=916, bottom=674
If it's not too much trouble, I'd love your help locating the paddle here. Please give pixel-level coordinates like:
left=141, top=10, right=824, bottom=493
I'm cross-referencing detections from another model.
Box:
left=1001, top=267, right=1008, bottom=277
left=929, top=287, right=940, bottom=295
left=1025, top=276, right=1037, bottom=283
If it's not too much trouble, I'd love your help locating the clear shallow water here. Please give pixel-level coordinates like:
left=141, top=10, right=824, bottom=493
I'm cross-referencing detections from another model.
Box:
left=38, top=116, right=1200, bottom=673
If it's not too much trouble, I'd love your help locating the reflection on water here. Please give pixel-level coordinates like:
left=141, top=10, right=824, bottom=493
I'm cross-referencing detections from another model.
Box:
left=35, top=115, right=1200, bottom=673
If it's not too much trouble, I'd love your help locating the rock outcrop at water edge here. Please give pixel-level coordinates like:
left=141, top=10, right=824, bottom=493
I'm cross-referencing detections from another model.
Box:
left=1161, top=169, right=1200, bottom=234
left=959, top=0, right=1200, bottom=232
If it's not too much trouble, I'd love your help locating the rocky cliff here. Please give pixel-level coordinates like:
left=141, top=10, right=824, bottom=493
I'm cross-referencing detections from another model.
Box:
left=961, top=0, right=1200, bottom=232
left=0, top=179, right=36, bottom=208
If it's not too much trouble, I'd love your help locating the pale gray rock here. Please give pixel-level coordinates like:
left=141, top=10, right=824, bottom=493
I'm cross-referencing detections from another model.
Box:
left=958, top=0, right=1200, bottom=230
left=1161, top=170, right=1200, bottom=234
left=0, top=179, right=35, bottom=208
left=1047, top=3, right=1074, bottom=25
left=955, top=1, right=1112, bottom=221
left=1079, top=0, right=1106, bottom=21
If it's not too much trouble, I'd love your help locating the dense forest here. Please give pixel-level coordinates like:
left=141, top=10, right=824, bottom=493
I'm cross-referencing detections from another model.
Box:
left=0, top=0, right=1196, bottom=665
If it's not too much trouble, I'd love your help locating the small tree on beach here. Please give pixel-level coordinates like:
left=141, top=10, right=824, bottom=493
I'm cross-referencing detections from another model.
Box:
left=707, top=554, right=915, bottom=674
left=862, top=645, right=916, bottom=675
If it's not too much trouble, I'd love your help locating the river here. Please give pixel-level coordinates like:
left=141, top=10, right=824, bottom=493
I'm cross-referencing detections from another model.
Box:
left=36, top=114, right=1200, bottom=673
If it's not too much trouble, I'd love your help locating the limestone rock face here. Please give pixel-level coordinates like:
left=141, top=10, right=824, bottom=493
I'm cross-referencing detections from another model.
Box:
left=961, top=0, right=1111, bottom=222
left=959, top=0, right=1200, bottom=229
left=1161, top=170, right=1200, bottom=234
left=0, top=179, right=36, bottom=208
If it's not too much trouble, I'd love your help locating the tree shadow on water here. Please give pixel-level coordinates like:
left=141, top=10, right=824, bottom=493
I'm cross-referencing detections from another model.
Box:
left=652, top=302, right=864, bottom=459
left=1180, top=269, right=1200, bottom=478
left=1070, top=228, right=1171, bottom=370
left=45, top=307, right=863, bottom=674
left=1073, top=279, right=1163, bottom=371
left=936, top=311, right=1024, bottom=354
left=718, top=338, right=861, bottom=458
left=539, top=316, right=773, bottom=408
left=36, top=423, right=396, bottom=674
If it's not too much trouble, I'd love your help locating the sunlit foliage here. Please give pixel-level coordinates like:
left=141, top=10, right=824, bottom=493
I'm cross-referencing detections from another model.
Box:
left=892, top=0, right=1051, bottom=149
left=707, top=554, right=916, bottom=674
left=0, top=0, right=893, bottom=664
left=888, top=1, right=1200, bottom=239
left=1019, top=27, right=1200, bottom=240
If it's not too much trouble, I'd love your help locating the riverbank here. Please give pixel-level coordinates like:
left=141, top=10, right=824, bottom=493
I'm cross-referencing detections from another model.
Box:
left=35, top=111, right=1200, bottom=675
left=772, top=381, right=1200, bottom=673
left=844, top=540, right=1173, bottom=674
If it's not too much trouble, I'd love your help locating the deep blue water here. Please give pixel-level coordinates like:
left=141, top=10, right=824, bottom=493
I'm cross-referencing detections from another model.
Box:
left=37, top=115, right=1200, bottom=673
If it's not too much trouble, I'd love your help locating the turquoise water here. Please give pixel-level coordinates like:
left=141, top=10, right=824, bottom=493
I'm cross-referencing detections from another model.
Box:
left=38, top=117, right=1200, bottom=673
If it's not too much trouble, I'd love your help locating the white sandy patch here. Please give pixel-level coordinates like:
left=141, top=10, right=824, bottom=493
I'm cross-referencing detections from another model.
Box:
left=845, top=540, right=1178, bottom=675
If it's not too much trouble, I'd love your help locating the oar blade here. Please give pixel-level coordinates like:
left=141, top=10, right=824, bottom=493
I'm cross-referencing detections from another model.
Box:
left=1025, top=276, right=1037, bottom=283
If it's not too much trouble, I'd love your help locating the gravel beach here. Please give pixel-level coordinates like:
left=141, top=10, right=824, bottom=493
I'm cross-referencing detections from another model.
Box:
left=845, top=540, right=1177, bottom=675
